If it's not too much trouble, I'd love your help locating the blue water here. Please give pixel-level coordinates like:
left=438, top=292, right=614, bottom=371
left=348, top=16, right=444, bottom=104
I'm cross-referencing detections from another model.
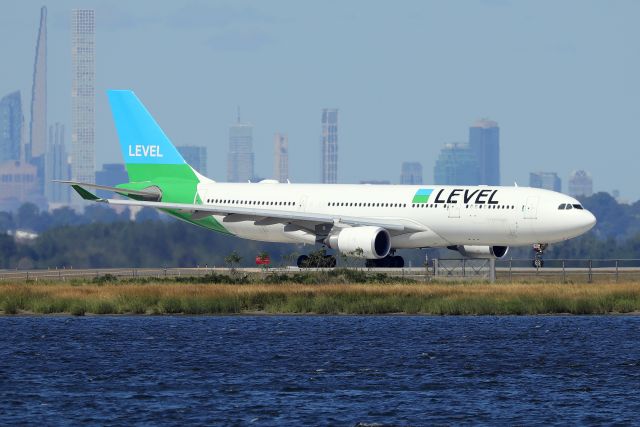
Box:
left=1, top=316, right=640, bottom=425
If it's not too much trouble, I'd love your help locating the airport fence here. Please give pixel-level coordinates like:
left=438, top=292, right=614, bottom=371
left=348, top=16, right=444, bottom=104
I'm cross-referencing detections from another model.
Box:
left=432, top=258, right=640, bottom=283
left=1, top=259, right=640, bottom=283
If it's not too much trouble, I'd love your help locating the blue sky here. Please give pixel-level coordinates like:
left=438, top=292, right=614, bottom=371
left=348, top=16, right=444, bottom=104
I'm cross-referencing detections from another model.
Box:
left=2, top=1, right=639, bottom=200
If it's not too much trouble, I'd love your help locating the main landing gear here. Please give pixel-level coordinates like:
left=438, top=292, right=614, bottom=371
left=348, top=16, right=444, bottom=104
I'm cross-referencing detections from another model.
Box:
left=532, top=243, right=548, bottom=268
left=365, top=255, right=405, bottom=268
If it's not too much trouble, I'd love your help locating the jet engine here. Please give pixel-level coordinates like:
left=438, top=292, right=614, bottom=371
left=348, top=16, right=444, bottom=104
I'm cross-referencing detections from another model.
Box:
left=326, top=226, right=391, bottom=259
left=449, top=245, right=509, bottom=259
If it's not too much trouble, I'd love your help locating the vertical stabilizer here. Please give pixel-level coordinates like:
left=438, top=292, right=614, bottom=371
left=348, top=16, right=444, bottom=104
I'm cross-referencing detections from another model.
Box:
left=107, top=90, right=197, bottom=184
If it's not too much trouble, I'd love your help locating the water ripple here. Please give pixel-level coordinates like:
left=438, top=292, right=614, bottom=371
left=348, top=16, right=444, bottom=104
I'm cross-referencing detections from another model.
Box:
left=1, top=316, right=640, bottom=425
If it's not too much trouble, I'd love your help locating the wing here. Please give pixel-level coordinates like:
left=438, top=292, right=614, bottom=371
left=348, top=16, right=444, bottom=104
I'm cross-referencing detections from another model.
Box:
left=67, top=182, right=428, bottom=233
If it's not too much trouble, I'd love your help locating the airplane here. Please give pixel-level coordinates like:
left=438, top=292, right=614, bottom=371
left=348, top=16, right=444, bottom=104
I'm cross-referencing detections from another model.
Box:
left=59, top=90, right=596, bottom=268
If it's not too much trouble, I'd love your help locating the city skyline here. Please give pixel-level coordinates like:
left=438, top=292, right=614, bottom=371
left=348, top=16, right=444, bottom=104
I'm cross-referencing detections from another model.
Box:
left=1, top=1, right=639, bottom=200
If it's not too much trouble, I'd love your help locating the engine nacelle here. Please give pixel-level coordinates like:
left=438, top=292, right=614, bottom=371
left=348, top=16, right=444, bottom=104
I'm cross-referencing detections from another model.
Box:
left=326, top=226, right=391, bottom=259
left=451, top=245, right=509, bottom=259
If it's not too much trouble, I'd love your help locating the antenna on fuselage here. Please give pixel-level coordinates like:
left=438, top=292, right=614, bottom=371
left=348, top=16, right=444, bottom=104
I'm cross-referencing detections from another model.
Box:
left=514, top=182, right=519, bottom=187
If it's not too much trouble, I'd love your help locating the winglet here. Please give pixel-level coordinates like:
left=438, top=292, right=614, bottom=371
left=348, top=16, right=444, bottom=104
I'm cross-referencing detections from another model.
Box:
left=71, top=185, right=102, bottom=201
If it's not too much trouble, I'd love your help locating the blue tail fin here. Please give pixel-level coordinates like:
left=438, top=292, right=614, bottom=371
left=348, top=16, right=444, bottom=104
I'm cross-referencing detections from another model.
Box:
left=107, top=90, right=186, bottom=166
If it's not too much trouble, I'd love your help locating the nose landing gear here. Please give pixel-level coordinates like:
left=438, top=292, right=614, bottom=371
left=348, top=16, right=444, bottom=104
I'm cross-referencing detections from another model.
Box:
left=532, top=243, right=548, bottom=268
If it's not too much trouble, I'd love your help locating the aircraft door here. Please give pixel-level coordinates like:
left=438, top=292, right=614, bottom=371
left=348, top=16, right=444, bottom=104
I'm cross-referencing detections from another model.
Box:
left=299, top=195, right=309, bottom=213
left=523, top=197, right=538, bottom=219
left=448, top=204, right=460, bottom=218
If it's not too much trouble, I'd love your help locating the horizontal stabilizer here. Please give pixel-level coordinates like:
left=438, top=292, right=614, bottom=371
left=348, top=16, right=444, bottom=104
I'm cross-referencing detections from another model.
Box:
left=54, top=180, right=161, bottom=199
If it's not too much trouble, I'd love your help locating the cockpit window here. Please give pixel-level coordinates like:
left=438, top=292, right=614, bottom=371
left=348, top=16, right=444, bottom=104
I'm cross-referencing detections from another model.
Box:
left=559, top=202, right=584, bottom=210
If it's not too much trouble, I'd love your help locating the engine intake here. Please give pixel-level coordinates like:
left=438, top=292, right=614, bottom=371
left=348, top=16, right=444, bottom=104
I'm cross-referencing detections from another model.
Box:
left=327, top=226, right=391, bottom=259
left=450, top=245, right=509, bottom=259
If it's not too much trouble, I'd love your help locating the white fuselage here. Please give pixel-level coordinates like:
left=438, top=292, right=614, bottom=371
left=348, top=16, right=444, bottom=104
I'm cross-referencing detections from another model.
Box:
left=195, top=180, right=596, bottom=250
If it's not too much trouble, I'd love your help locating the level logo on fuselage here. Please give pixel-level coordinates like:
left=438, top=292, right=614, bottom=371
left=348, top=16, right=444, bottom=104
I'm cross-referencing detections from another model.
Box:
left=412, top=188, right=500, bottom=204
left=412, top=188, right=433, bottom=204
left=128, top=145, right=164, bottom=158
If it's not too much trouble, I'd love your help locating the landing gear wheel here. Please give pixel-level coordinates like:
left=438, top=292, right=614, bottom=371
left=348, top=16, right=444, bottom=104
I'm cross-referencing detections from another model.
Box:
left=532, top=244, right=548, bottom=269
left=297, top=255, right=309, bottom=268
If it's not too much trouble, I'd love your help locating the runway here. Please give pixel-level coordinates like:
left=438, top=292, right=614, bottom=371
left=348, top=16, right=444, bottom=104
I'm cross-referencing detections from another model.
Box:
left=2, top=261, right=640, bottom=282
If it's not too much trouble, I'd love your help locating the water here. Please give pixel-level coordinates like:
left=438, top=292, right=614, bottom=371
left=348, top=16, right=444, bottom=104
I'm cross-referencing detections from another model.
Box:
left=1, top=316, right=640, bottom=425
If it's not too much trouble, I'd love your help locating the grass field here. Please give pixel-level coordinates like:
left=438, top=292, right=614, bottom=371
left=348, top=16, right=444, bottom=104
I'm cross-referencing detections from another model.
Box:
left=2, top=272, right=640, bottom=315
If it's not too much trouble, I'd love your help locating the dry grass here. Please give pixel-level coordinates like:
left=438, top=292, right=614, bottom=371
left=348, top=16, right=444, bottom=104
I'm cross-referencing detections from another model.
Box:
left=2, top=280, right=640, bottom=315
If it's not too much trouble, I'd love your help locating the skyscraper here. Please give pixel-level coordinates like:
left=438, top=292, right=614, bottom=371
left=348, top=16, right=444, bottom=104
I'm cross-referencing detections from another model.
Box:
left=0, top=161, right=38, bottom=212
left=28, top=6, right=47, bottom=195
left=45, top=123, right=70, bottom=204
left=568, top=170, right=593, bottom=197
left=178, top=145, right=207, bottom=176
left=71, top=9, right=95, bottom=186
left=529, top=172, right=561, bottom=192
left=434, top=142, right=480, bottom=185
left=0, top=91, right=23, bottom=164
left=400, top=161, right=423, bottom=185
left=321, top=108, right=338, bottom=184
left=227, top=112, right=254, bottom=182
left=274, top=132, right=288, bottom=183
left=469, top=119, right=500, bottom=185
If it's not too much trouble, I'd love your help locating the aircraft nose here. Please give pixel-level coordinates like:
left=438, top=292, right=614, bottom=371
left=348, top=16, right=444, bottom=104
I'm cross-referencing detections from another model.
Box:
left=578, top=210, right=597, bottom=233
left=585, top=210, right=597, bottom=229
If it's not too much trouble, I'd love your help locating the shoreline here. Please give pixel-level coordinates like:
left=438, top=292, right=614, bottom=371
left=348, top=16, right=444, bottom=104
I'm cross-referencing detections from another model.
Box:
left=3, top=279, right=640, bottom=316
left=3, top=311, right=640, bottom=317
